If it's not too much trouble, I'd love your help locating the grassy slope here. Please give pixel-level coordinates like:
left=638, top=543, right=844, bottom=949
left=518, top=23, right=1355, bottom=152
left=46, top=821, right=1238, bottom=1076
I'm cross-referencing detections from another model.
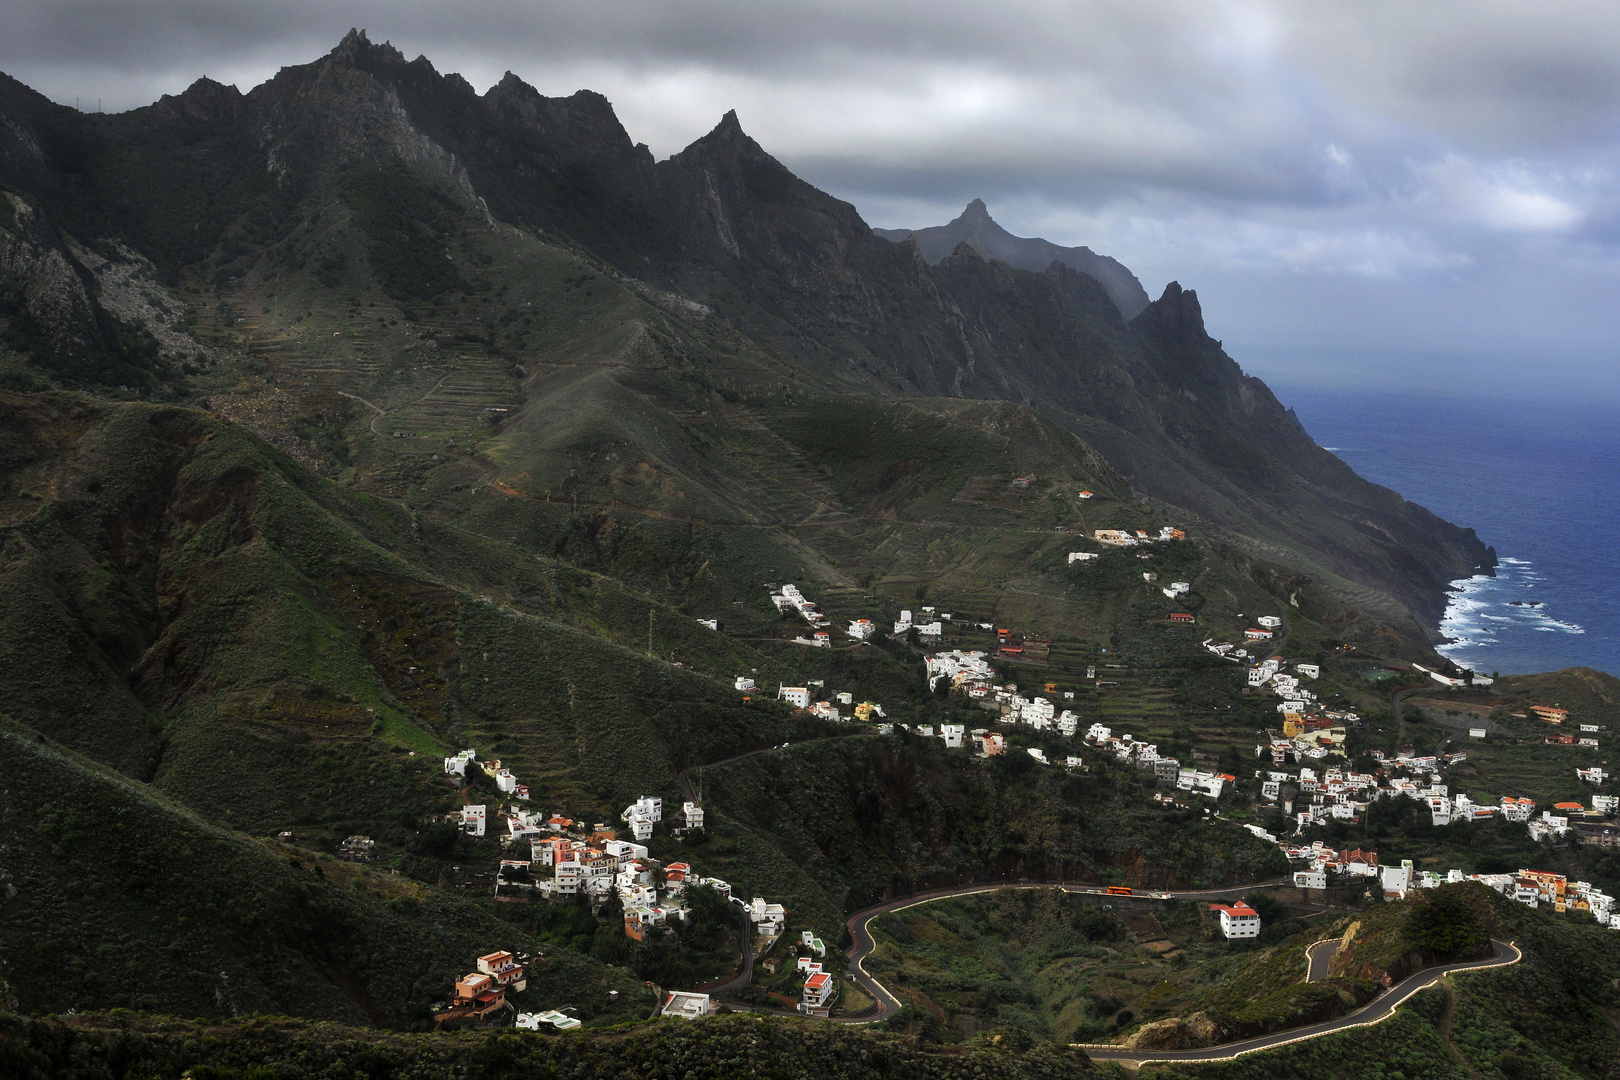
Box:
left=0, top=391, right=834, bottom=834
left=1153, top=891, right=1620, bottom=1079
left=0, top=718, right=651, bottom=1026
left=694, top=738, right=1287, bottom=934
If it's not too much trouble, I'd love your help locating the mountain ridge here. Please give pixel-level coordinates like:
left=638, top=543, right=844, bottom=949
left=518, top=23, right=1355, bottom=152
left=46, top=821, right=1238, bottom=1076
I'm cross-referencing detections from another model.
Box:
left=873, top=197, right=1153, bottom=320
left=0, top=30, right=1494, bottom=639
left=8, top=35, right=1620, bottom=1080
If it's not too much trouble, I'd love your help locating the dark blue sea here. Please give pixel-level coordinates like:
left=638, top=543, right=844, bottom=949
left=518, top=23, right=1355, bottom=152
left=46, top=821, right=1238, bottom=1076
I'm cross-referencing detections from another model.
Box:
left=1275, top=389, right=1620, bottom=678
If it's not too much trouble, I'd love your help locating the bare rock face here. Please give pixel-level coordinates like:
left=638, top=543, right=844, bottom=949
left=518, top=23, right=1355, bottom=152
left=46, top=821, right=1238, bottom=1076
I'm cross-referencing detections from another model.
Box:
left=0, top=193, right=101, bottom=368
left=1186, top=1011, right=1222, bottom=1044
left=1120, top=1011, right=1222, bottom=1049
left=1122, top=1017, right=1191, bottom=1049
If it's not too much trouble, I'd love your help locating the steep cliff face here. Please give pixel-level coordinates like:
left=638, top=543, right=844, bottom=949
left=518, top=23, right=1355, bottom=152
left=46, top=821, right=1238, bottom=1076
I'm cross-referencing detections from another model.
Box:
left=0, top=30, right=1493, bottom=633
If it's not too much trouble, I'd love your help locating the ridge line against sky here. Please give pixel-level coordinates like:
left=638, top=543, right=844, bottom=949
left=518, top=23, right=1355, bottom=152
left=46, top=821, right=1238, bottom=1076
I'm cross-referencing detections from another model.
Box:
left=7, top=1, right=1619, bottom=400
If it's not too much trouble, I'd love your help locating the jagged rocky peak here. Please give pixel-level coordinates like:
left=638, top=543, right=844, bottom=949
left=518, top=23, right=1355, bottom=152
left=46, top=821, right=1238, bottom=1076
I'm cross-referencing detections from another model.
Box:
left=152, top=76, right=243, bottom=120
left=871, top=197, right=1152, bottom=320
left=484, top=75, right=638, bottom=156
left=698, top=109, right=755, bottom=149
left=675, top=109, right=790, bottom=173
left=955, top=197, right=994, bottom=224
left=1133, top=280, right=1211, bottom=350
left=328, top=28, right=406, bottom=67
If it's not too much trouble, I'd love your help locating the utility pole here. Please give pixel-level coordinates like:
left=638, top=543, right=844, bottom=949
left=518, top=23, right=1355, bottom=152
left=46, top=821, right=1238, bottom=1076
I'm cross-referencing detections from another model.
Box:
left=648, top=609, right=655, bottom=656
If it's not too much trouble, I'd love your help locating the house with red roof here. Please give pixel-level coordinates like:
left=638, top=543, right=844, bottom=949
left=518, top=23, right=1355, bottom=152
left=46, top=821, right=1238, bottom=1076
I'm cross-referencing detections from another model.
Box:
left=1209, top=902, right=1262, bottom=939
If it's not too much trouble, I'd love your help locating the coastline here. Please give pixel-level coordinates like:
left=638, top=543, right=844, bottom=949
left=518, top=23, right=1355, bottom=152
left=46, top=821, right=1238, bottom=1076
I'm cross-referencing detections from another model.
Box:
left=1438, top=557, right=1587, bottom=676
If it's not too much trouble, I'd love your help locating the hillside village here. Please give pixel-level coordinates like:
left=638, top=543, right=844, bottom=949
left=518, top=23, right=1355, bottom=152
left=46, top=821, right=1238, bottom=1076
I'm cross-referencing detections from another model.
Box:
left=439, top=750, right=850, bottom=1019
left=286, top=521, right=1619, bottom=1033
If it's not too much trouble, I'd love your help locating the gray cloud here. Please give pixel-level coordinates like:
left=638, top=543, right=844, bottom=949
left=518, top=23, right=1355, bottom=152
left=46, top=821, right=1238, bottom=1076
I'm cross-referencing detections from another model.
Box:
left=4, top=0, right=1619, bottom=399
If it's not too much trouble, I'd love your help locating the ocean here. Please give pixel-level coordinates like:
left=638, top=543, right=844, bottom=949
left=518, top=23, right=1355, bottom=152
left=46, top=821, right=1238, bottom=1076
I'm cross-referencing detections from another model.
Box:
left=1276, top=389, right=1620, bottom=678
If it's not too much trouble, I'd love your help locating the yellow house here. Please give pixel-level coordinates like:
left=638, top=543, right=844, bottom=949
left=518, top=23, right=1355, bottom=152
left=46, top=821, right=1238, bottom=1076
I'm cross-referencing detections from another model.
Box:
left=1282, top=714, right=1303, bottom=738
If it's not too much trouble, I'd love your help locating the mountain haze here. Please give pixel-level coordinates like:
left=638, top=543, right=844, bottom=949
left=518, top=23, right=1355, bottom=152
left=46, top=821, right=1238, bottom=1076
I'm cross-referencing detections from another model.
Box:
left=873, top=198, right=1152, bottom=319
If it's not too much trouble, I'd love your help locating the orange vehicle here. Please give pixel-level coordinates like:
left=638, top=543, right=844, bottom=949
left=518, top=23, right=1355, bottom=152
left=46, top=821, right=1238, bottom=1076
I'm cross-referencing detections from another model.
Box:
left=1105, top=886, right=1133, bottom=896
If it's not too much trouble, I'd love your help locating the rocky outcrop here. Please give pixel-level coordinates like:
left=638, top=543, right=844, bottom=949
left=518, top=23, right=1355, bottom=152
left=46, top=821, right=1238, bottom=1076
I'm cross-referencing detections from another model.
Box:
left=1120, top=1012, right=1222, bottom=1049
left=0, top=193, right=99, bottom=362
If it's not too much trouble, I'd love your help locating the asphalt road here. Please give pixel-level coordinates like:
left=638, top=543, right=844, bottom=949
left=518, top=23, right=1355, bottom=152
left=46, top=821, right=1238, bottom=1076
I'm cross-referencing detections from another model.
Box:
left=1079, top=939, right=1522, bottom=1066
left=1305, top=938, right=1339, bottom=982
left=695, top=899, right=757, bottom=996
left=832, top=882, right=1519, bottom=1066
left=837, top=878, right=1291, bottom=1026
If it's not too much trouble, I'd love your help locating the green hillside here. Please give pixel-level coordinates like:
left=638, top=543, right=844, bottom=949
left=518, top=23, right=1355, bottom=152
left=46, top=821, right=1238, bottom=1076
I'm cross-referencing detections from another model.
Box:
left=0, top=716, right=651, bottom=1027
left=1, top=27, right=1615, bottom=1080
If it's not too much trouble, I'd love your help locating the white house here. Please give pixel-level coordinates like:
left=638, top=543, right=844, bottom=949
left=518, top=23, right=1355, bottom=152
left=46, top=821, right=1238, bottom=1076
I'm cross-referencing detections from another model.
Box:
left=748, top=897, right=787, bottom=934
left=683, top=802, right=705, bottom=830
left=940, top=725, right=965, bottom=748
left=1382, top=859, right=1415, bottom=900
left=847, top=618, right=878, bottom=640
left=444, top=749, right=477, bottom=776
left=1296, top=664, right=1320, bottom=679
left=735, top=676, right=757, bottom=692
left=695, top=618, right=719, bottom=631
left=799, top=969, right=836, bottom=1016
left=662, top=992, right=714, bottom=1019
left=460, top=805, right=487, bottom=837
left=623, top=795, right=663, bottom=823
left=779, top=686, right=811, bottom=709
left=1067, top=552, right=1098, bottom=564
left=1211, top=902, right=1262, bottom=939
left=1294, top=870, right=1327, bottom=889
left=603, top=839, right=650, bottom=866
left=1257, top=615, right=1282, bottom=629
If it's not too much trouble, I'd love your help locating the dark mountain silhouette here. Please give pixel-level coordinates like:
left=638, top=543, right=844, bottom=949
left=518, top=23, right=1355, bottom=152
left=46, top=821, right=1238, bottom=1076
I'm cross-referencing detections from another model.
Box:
left=873, top=198, right=1151, bottom=319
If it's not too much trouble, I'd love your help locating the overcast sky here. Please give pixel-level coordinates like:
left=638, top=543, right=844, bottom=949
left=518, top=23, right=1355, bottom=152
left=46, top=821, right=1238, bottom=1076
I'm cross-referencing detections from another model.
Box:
left=7, top=0, right=1620, bottom=400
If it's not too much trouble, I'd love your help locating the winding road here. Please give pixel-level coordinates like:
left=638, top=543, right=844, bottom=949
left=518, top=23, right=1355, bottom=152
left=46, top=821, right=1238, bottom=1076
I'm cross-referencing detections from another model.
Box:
left=1305, top=937, right=1339, bottom=982
left=827, top=882, right=1520, bottom=1067
left=837, top=879, right=1288, bottom=1024
left=1078, top=939, right=1521, bottom=1066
